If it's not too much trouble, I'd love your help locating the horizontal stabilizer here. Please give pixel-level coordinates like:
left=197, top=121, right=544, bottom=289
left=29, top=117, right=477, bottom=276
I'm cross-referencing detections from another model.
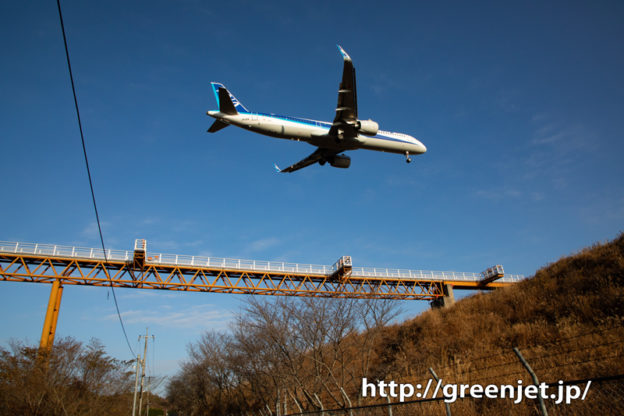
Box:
left=207, top=119, right=229, bottom=133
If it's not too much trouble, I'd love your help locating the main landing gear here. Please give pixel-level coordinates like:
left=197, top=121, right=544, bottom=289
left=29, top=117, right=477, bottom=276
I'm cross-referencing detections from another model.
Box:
left=405, top=151, right=412, bottom=163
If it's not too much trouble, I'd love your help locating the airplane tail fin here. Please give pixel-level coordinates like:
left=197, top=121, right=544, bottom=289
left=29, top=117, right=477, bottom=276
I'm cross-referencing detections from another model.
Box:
left=210, top=82, right=249, bottom=114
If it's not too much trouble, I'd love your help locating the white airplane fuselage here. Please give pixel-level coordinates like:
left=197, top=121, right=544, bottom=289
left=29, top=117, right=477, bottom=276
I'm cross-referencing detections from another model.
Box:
left=207, top=46, right=426, bottom=172
left=206, top=110, right=427, bottom=156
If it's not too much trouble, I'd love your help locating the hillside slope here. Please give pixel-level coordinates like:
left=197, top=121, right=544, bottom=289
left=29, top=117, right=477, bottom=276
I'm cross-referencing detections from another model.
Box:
left=165, top=234, right=624, bottom=416
left=371, top=233, right=624, bottom=414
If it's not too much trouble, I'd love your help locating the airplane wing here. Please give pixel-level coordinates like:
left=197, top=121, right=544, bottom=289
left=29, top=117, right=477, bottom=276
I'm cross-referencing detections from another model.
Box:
left=276, top=148, right=337, bottom=173
left=329, top=45, right=358, bottom=138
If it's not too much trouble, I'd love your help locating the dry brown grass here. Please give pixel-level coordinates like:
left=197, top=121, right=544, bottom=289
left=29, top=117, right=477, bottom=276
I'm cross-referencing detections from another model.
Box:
left=170, top=234, right=624, bottom=415
left=356, top=233, right=624, bottom=415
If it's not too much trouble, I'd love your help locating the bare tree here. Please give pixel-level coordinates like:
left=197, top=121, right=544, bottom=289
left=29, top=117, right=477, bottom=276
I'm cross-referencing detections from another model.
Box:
left=242, top=297, right=400, bottom=411
left=166, top=297, right=400, bottom=415
left=0, top=337, right=134, bottom=416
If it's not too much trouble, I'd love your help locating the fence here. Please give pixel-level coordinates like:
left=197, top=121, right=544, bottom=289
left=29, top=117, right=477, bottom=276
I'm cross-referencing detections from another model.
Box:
left=256, top=326, right=624, bottom=416
left=273, top=375, right=623, bottom=416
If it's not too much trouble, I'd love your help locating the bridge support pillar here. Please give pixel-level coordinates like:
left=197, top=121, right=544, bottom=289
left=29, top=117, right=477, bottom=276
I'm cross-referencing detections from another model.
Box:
left=39, top=279, right=63, bottom=352
left=430, top=284, right=455, bottom=309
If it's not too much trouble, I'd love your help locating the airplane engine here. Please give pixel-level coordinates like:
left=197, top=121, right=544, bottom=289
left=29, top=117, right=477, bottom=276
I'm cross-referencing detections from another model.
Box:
left=356, top=119, right=379, bottom=136
left=328, top=154, right=351, bottom=169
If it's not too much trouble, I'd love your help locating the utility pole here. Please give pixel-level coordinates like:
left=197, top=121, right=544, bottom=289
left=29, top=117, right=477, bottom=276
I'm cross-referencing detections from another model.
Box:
left=136, top=328, right=154, bottom=416
left=146, top=375, right=152, bottom=416
left=132, top=353, right=141, bottom=416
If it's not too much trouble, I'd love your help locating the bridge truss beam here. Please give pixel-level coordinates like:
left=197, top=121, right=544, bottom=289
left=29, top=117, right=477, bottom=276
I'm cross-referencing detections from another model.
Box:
left=0, top=253, right=450, bottom=300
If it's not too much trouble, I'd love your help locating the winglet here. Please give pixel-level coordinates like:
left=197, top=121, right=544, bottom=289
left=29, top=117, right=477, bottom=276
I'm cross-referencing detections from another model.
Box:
left=336, top=44, right=351, bottom=61
left=274, top=163, right=282, bottom=173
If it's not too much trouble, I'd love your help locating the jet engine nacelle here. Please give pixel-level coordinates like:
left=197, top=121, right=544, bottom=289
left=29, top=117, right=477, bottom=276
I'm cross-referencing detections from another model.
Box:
left=356, top=119, right=379, bottom=136
left=328, top=154, right=351, bottom=169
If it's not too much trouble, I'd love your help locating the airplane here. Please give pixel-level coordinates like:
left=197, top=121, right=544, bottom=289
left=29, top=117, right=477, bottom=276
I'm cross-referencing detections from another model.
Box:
left=206, top=45, right=426, bottom=173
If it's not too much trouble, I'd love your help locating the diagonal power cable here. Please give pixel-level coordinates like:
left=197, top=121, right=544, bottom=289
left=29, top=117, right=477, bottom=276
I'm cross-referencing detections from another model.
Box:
left=56, top=0, right=135, bottom=358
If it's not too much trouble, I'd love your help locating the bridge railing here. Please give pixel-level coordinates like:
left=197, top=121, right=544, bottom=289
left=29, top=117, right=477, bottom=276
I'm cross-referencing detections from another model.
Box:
left=350, top=266, right=524, bottom=282
left=0, top=241, right=132, bottom=262
left=0, top=241, right=333, bottom=275
left=0, top=241, right=524, bottom=282
left=153, top=253, right=331, bottom=275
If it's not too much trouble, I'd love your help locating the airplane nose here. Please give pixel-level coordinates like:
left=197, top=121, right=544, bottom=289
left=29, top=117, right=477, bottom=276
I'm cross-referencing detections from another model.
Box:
left=416, top=140, right=427, bottom=154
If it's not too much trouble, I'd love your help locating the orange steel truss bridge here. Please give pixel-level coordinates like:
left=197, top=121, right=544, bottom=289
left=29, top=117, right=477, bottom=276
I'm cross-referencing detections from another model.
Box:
left=0, top=240, right=523, bottom=298
left=0, top=240, right=523, bottom=350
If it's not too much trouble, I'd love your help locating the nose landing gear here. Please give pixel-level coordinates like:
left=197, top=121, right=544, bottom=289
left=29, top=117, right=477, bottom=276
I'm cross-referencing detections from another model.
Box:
left=405, top=151, right=412, bottom=163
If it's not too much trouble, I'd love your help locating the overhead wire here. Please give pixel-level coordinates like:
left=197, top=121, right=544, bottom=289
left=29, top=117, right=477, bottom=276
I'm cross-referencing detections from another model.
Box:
left=55, top=0, right=135, bottom=358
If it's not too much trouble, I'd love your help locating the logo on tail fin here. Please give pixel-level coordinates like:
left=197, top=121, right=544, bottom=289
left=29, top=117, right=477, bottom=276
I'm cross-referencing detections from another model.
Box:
left=210, top=82, right=249, bottom=113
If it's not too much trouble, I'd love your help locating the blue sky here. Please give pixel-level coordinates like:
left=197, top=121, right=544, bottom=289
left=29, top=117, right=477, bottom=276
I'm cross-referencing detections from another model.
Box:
left=1, top=0, right=623, bottom=383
